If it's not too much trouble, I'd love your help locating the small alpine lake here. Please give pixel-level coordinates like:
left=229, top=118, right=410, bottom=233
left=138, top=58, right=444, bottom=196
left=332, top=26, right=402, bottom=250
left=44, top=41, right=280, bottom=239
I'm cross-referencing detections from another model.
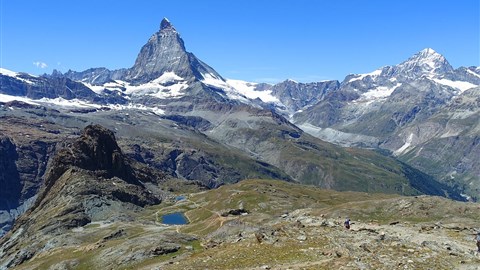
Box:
left=161, top=212, right=188, bottom=225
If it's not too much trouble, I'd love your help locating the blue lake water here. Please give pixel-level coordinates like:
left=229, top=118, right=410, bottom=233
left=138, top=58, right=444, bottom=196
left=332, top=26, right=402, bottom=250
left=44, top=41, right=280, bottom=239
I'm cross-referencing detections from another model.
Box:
left=161, top=212, right=188, bottom=225
left=175, top=195, right=186, bottom=201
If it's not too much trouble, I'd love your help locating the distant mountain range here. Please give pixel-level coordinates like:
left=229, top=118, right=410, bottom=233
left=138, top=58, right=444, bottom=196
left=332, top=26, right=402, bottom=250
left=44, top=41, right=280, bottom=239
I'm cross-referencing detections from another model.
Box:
left=1, top=17, right=478, bottom=196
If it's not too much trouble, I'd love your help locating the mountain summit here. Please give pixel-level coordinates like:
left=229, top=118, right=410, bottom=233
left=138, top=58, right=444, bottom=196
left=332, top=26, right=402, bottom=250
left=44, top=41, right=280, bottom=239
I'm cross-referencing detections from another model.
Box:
left=393, top=48, right=453, bottom=78
left=125, top=18, right=222, bottom=85
left=159, top=17, right=175, bottom=31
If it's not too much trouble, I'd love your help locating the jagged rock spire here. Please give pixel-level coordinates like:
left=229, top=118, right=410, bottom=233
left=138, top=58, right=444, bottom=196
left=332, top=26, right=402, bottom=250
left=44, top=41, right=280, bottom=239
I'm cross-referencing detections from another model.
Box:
left=125, top=18, right=222, bottom=85
left=160, top=17, right=174, bottom=31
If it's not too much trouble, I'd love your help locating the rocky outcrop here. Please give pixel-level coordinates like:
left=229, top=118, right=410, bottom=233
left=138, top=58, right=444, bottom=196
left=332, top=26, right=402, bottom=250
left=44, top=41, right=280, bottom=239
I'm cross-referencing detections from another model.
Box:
left=0, top=130, right=56, bottom=236
left=63, top=67, right=128, bottom=85
left=0, top=137, right=20, bottom=210
left=33, top=124, right=162, bottom=210
left=0, top=137, right=22, bottom=235
left=270, top=79, right=339, bottom=114
left=0, top=125, right=166, bottom=269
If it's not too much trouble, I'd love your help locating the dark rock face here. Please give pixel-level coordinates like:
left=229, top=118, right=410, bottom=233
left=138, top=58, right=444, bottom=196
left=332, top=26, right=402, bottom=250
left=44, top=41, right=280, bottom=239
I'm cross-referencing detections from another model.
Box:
left=270, top=80, right=340, bottom=113
left=0, top=137, right=21, bottom=210
left=447, top=67, right=480, bottom=85
left=63, top=67, right=128, bottom=85
left=0, top=134, right=55, bottom=237
left=49, top=124, right=132, bottom=180
left=162, top=115, right=212, bottom=131
left=125, top=18, right=222, bottom=84
left=0, top=74, right=96, bottom=101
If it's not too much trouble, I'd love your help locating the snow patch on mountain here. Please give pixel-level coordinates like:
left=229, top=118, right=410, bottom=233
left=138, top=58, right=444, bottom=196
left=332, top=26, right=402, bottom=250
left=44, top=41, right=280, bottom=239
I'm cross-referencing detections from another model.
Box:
left=39, top=97, right=103, bottom=108
left=0, top=94, right=39, bottom=105
left=394, top=133, right=414, bottom=156
left=108, top=103, right=165, bottom=115
left=0, top=68, right=18, bottom=77
left=466, top=69, right=480, bottom=79
left=360, top=83, right=402, bottom=101
left=84, top=75, right=189, bottom=99
left=349, top=83, right=402, bottom=106
left=83, top=80, right=129, bottom=94
left=298, top=123, right=379, bottom=147
left=347, top=69, right=382, bottom=83
left=0, top=93, right=101, bottom=108
left=113, top=72, right=188, bottom=99
left=0, top=93, right=165, bottom=115
left=432, top=79, right=477, bottom=92
left=0, top=68, right=36, bottom=85
left=201, top=73, right=229, bottom=89
left=82, top=83, right=106, bottom=94
left=226, top=79, right=280, bottom=103
left=201, top=73, right=254, bottom=103
left=153, top=71, right=184, bottom=84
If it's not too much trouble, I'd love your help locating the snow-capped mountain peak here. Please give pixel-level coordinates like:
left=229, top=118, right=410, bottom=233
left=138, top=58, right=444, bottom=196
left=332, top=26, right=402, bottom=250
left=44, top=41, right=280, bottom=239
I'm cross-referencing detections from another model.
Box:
left=395, top=48, right=453, bottom=78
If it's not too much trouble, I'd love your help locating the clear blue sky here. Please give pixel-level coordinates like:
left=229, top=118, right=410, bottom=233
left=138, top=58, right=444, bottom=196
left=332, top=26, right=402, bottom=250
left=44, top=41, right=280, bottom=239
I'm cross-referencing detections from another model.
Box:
left=1, top=0, right=479, bottom=83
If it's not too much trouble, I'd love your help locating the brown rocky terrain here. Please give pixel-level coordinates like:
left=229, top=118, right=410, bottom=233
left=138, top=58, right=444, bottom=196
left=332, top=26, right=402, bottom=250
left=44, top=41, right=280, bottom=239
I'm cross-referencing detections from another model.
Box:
left=0, top=124, right=174, bottom=269
left=2, top=179, right=480, bottom=270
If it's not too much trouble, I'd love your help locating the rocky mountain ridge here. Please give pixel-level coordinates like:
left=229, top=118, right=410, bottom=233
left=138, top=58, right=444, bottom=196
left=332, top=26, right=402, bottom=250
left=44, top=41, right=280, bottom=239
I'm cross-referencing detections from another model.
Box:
left=290, top=49, right=479, bottom=197
left=0, top=124, right=170, bottom=269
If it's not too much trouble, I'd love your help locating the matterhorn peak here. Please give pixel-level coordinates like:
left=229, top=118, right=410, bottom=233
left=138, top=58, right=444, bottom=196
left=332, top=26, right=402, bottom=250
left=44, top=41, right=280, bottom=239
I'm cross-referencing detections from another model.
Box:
left=160, top=17, right=175, bottom=31
left=125, top=18, right=223, bottom=85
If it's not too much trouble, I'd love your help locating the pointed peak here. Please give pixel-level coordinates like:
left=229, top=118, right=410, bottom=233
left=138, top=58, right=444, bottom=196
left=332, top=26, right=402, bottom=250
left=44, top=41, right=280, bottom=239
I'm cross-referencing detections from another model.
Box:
left=407, top=48, right=446, bottom=63
left=401, top=48, right=448, bottom=64
left=395, top=48, right=453, bottom=78
left=160, top=18, right=175, bottom=31
left=416, top=48, right=442, bottom=58
left=420, top=48, right=437, bottom=55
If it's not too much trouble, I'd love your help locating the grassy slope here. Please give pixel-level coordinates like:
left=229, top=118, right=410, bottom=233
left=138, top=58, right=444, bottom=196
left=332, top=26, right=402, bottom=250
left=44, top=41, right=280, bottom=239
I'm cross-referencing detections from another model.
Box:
left=13, top=179, right=480, bottom=270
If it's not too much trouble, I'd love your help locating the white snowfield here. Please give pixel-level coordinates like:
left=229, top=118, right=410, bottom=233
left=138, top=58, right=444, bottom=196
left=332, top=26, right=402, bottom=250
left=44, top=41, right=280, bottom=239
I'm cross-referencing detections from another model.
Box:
left=226, top=79, right=280, bottom=103
left=347, top=69, right=383, bottom=83
left=394, top=133, right=414, bottom=156
left=0, top=93, right=165, bottom=115
left=83, top=72, right=189, bottom=99
left=432, top=78, right=477, bottom=93
left=357, top=83, right=403, bottom=103
left=0, top=68, right=36, bottom=85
